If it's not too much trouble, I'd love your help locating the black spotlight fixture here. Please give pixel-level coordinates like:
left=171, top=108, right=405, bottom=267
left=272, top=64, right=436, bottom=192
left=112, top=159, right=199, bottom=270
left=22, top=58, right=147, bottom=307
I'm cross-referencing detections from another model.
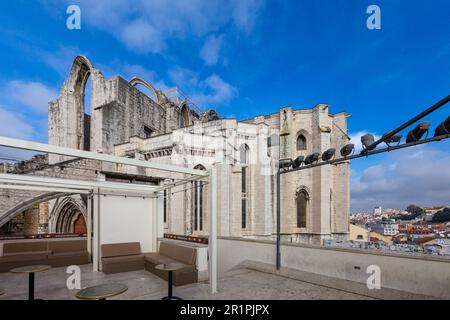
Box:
left=304, top=153, right=320, bottom=165
left=321, top=148, right=336, bottom=162
left=434, top=116, right=450, bottom=138
left=406, top=121, right=431, bottom=143
left=292, top=156, right=304, bottom=169
left=340, top=144, right=355, bottom=157
left=279, top=159, right=293, bottom=171
left=382, top=132, right=402, bottom=147
left=361, top=134, right=376, bottom=151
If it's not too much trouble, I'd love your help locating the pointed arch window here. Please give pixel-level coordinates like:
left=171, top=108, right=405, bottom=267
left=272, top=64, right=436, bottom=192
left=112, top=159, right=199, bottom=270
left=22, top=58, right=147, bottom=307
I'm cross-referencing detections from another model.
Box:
left=296, top=189, right=309, bottom=228
left=193, top=164, right=206, bottom=231
left=297, top=134, right=307, bottom=151
left=239, top=144, right=250, bottom=228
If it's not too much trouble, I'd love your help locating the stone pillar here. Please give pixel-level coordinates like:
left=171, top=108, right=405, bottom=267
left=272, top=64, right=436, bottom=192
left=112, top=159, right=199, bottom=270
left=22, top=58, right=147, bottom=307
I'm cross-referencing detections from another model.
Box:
left=23, top=205, right=40, bottom=235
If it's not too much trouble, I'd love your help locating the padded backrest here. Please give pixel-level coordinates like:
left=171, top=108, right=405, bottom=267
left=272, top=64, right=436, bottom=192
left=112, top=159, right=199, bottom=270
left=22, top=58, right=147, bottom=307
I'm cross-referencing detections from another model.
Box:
left=48, top=240, right=87, bottom=253
left=101, top=242, right=141, bottom=258
left=3, top=241, right=48, bottom=254
left=158, top=241, right=197, bottom=265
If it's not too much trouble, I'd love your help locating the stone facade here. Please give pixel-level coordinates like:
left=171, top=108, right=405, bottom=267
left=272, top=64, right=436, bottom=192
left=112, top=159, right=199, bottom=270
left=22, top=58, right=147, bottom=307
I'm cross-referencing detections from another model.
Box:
left=0, top=55, right=350, bottom=244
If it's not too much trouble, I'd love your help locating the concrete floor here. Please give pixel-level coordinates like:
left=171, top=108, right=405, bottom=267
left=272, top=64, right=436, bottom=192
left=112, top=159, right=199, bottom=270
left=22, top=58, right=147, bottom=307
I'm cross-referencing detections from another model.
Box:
left=0, top=264, right=371, bottom=300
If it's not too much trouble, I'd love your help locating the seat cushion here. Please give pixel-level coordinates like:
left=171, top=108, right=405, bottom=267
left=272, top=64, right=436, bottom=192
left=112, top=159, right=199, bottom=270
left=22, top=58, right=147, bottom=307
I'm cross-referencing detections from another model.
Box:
left=0, top=252, right=48, bottom=262
left=144, top=253, right=177, bottom=265
left=101, top=242, right=141, bottom=258
left=48, top=251, right=88, bottom=258
left=3, top=242, right=48, bottom=254
left=158, top=241, right=196, bottom=265
left=48, top=240, right=87, bottom=253
left=102, top=254, right=144, bottom=264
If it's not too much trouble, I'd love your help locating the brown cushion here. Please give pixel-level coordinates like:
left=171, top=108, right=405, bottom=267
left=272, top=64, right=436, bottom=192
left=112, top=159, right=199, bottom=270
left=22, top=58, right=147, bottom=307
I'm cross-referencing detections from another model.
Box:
left=4, top=250, right=51, bottom=257
left=48, top=251, right=88, bottom=258
left=48, top=240, right=87, bottom=253
left=3, top=242, right=48, bottom=254
left=144, top=253, right=177, bottom=265
left=158, top=242, right=196, bottom=265
left=102, top=254, right=144, bottom=264
left=0, top=252, right=47, bottom=262
left=101, top=242, right=141, bottom=258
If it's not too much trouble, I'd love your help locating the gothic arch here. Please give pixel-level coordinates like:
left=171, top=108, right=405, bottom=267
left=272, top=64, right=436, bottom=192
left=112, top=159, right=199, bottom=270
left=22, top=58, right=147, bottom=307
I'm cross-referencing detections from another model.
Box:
left=129, top=76, right=158, bottom=102
left=65, top=55, right=96, bottom=151
left=295, top=129, right=311, bottom=152
left=296, top=187, right=310, bottom=229
left=180, top=103, right=190, bottom=127
left=0, top=192, right=66, bottom=228
left=239, top=143, right=250, bottom=164
left=49, top=196, right=87, bottom=234
left=67, top=55, right=94, bottom=96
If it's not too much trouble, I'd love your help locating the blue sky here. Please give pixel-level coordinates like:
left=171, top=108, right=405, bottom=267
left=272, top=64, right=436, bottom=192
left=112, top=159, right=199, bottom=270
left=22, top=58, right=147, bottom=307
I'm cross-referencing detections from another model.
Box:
left=0, top=0, right=449, bottom=212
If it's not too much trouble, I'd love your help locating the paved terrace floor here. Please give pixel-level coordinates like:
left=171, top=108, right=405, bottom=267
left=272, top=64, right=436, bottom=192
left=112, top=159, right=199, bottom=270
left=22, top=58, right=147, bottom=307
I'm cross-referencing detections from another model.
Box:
left=0, top=264, right=371, bottom=300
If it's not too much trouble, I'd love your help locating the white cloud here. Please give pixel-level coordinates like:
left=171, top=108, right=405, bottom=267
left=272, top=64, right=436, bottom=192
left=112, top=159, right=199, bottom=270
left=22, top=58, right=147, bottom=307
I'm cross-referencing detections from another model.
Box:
left=63, top=0, right=264, bottom=54
left=169, top=67, right=236, bottom=106
left=351, top=142, right=450, bottom=212
left=6, top=81, right=58, bottom=114
left=194, top=74, right=237, bottom=105
left=119, top=19, right=166, bottom=54
left=0, top=107, right=34, bottom=140
left=231, top=0, right=265, bottom=33
left=200, top=34, right=224, bottom=65
left=39, top=45, right=80, bottom=77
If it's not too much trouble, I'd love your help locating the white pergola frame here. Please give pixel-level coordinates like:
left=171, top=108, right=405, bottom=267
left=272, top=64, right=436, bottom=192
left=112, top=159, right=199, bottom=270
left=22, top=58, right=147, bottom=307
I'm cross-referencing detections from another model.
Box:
left=0, top=136, right=218, bottom=294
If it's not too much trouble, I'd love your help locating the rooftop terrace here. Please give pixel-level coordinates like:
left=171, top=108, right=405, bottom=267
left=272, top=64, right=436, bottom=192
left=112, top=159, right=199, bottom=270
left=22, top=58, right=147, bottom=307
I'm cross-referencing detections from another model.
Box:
left=0, top=264, right=372, bottom=300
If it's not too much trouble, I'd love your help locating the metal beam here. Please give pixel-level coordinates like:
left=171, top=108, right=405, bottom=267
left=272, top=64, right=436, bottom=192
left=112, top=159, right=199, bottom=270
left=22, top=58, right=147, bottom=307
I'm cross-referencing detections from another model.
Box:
left=0, top=184, right=90, bottom=194
left=0, top=136, right=209, bottom=177
left=155, top=173, right=207, bottom=192
left=281, top=133, right=450, bottom=174
left=0, top=173, right=158, bottom=193
left=362, top=95, right=450, bottom=151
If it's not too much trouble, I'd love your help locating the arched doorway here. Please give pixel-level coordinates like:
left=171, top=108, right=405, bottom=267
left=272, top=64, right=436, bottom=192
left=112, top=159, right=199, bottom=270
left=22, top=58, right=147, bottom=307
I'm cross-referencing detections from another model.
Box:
left=181, top=104, right=190, bottom=127
left=73, top=214, right=87, bottom=235
left=50, top=196, right=87, bottom=234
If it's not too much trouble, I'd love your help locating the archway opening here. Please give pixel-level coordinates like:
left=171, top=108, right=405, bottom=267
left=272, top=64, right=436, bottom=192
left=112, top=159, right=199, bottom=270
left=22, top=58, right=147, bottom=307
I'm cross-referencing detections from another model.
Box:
left=73, top=213, right=87, bottom=235
left=181, top=104, right=190, bottom=127
left=83, top=75, right=92, bottom=151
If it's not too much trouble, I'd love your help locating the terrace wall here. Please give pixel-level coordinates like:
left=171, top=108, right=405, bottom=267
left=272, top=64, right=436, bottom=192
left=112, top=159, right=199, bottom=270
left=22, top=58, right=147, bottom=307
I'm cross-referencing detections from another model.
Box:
left=218, top=237, right=450, bottom=299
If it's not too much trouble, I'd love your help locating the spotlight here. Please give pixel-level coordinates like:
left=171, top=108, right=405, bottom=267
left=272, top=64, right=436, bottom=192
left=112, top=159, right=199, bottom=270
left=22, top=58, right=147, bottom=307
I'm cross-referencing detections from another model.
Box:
left=279, top=159, right=293, bottom=170
left=434, top=116, right=450, bottom=138
left=292, top=156, right=304, bottom=169
left=304, top=153, right=320, bottom=165
left=382, top=132, right=402, bottom=147
left=361, top=134, right=376, bottom=151
left=406, top=121, right=430, bottom=143
left=340, top=144, right=355, bottom=157
left=322, top=148, right=336, bottom=162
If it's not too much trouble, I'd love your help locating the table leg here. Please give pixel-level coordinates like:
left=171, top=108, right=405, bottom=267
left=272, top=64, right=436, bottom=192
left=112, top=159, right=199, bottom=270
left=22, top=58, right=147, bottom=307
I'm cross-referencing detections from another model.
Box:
left=28, top=272, right=34, bottom=301
left=168, top=271, right=173, bottom=299
left=162, top=271, right=182, bottom=300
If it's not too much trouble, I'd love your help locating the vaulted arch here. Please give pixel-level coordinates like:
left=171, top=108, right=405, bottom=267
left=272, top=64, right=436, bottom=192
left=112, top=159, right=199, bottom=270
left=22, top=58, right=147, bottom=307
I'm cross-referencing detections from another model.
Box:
left=296, top=188, right=310, bottom=228
left=50, top=196, right=86, bottom=234
left=129, top=76, right=158, bottom=102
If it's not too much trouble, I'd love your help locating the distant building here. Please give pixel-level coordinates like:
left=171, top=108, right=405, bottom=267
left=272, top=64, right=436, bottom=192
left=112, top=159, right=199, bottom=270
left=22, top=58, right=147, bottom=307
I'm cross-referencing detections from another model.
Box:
left=373, top=206, right=382, bottom=216
left=349, top=224, right=391, bottom=243
left=370, top=219, right=399, bottom=236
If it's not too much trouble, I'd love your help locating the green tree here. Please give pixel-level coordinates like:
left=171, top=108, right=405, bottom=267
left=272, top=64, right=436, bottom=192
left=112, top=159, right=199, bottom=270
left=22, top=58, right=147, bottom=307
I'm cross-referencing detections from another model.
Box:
left=432, top=208, right=450, bottom=223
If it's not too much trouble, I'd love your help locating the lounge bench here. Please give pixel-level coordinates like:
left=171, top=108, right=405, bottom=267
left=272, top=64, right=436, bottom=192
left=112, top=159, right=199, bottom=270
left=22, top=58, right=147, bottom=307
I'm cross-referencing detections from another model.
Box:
left=0, top=239, right=89, bottom=272
left=101, top=242, right=145, bottom=274
left=100, top=241, right=199, bottom=286
left=144, top=241, right=198, bottom=286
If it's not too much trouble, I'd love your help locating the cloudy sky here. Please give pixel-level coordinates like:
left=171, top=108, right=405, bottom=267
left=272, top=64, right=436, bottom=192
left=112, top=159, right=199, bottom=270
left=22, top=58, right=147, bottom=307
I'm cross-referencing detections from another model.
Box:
left=0, top=0, right=449, bottom=212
